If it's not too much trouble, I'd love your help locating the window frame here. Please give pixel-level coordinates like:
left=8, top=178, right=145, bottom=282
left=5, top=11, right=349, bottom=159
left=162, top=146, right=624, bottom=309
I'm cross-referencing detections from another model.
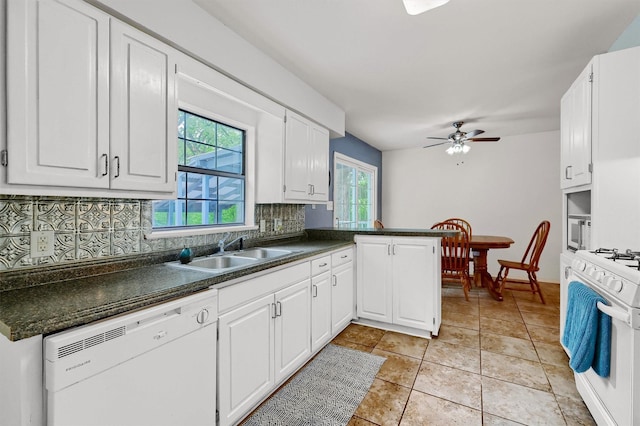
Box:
left=146, top=102, right=257, bottom=239
left=332, top=152, right=378, bottom=229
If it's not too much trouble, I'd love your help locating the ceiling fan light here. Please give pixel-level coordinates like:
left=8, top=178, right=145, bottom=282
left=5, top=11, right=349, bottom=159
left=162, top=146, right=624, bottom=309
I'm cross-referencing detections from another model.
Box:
left=445, top=146, right=455, bottom=155
left=462, top=144, right=471, bottom=153
left=402, top=0, right=450, bottom=15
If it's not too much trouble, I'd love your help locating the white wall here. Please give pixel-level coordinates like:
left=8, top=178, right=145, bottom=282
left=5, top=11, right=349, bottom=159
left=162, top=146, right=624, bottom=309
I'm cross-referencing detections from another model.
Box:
left=382, top=130, right=562, bottom=283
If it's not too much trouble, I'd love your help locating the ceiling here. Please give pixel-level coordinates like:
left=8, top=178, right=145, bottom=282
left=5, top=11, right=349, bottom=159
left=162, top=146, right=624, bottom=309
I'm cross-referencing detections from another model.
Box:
left=194, top=0, right=640, bottom=151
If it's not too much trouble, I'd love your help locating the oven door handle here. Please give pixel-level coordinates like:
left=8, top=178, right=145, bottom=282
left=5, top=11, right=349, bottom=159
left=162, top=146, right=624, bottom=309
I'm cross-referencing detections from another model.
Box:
left=597, top=301, right=630, bottom=324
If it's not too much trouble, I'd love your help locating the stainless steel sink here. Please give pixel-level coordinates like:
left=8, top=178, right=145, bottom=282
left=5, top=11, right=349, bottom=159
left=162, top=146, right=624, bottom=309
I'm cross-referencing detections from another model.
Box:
left=190, top=255, right=257, bottom=269
left=168, top=254, right=258, bottom=273
left=167, top=247, right=295, bottom=274
left=232, top=248, right=293, bottom=259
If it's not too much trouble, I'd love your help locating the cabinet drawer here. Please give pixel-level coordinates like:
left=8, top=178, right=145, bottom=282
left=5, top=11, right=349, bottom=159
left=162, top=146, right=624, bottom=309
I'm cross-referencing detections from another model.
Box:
left=331, top=248, right=353, bottom=267
left=311, top=256, right=331, bottom=276
left=218, top=262, right=309, bottom=313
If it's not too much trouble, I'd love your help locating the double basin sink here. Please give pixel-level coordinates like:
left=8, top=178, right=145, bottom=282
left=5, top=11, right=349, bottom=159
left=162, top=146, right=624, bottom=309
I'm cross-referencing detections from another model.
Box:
left=169, top=247, right=295, bottom=274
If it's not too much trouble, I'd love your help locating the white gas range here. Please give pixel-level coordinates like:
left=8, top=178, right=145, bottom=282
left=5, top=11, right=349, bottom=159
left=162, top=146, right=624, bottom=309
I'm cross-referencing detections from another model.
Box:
left=562, top=249, right=640, bottom=425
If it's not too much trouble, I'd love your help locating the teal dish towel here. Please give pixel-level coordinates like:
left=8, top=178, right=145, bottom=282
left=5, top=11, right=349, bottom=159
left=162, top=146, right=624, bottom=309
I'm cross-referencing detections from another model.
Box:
left=562, top=281, right=611, bottom=377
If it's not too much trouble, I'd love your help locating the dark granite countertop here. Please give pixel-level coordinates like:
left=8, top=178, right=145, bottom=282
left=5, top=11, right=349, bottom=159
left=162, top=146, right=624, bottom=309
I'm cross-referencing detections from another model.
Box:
left=0, top=229, right=449, bottom=342
left=306, top=227, right=456, bottom=240
left=0, top=239, right=352, bottom=341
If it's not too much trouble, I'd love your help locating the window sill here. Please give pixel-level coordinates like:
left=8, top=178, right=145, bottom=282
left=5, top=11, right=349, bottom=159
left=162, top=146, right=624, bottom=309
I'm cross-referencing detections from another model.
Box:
left=144, top=224, right=259, bottom=240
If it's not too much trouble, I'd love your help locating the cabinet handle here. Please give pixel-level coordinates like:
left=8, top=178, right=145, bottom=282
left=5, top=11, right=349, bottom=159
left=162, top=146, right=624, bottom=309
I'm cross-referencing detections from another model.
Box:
left=387, top=244, right=391, bottom=256
left=308, top=184, right=313, bottom=195
left=564, top=266, right=571, bottom=279
left=312, top=284, right=318, bottom=297
left=341, top=255, right=348, bottom=259
left=332, top=275, right=337, bottom=286
left=271, top=302, right=277, bottom=318
left=276, top=301, right=282, bottom=317
left=101, top=154, right=109, bottom=176
left=319, top=262, right=328, bottom=267
left=565, top=165, right=572, bottom=180
left=311, top=184, right=315, bottom=195
left=393, top=244, right=397, bottom=255
left=114, top=156, right=120, bottom=178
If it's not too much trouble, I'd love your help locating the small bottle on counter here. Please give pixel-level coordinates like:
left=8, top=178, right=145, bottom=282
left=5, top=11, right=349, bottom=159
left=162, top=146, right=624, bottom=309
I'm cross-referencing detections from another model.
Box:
left=179, top=247, right=193, bottom=264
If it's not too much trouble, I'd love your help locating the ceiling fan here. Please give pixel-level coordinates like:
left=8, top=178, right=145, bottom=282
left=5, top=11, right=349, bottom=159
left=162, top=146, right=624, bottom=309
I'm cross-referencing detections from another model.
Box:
left=424, top=121, right=501, bottom=155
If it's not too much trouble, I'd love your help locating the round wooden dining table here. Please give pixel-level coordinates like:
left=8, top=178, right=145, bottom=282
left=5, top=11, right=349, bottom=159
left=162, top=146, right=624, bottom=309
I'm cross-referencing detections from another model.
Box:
left=469, top=235, right=514, bottom=301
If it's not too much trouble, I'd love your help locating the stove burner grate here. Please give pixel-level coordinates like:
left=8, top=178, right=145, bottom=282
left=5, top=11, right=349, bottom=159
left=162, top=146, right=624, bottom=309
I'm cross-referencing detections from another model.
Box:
left=592, top=248, right=640, bottom=270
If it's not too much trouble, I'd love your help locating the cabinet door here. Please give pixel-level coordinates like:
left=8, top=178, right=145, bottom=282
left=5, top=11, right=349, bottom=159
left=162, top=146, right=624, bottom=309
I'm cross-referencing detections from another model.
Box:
left=561, top=62, right=592, bottom=189
left=6, top=0, right=110, bottom=188
left=392, top=238, right=436, bottom=330
left=110, top=20, right=177, bottom=193
left=274, top=279, right=311, bottom=383
left=309, top=125, right=329, bottom=202
left=218, top=294, right=274, bottom=426
left=284, top=110, right=311, bottom=200
left=356, top=236, right=392, bottom=323
left=332, top=261, right=354, bottom=335
left=311, top=271, right=332, bottom=352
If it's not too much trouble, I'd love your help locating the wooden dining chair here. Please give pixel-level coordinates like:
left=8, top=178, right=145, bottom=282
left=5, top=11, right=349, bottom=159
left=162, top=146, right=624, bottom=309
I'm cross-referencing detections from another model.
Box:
left=431, top=221, right=472, bottom=301
left=494, top=220, right=551, bottom=304
left=442, top=218, right=472, bottom=239
left=441, top=218, right=474, bottom=280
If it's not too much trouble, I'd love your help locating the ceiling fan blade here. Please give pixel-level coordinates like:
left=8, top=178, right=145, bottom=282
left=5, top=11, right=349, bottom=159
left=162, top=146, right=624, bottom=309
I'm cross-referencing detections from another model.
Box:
left=426, top=137, right=449, bottom=140
left=468, top=137, right=501, bottom=142
left=465, top=129, right=484, bottom=138
left=423, top=141, right=448, bottom=148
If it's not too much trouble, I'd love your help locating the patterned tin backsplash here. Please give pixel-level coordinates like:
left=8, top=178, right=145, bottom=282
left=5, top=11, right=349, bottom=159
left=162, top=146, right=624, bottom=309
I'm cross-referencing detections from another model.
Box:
left=0, top=196, right=305, bottom=271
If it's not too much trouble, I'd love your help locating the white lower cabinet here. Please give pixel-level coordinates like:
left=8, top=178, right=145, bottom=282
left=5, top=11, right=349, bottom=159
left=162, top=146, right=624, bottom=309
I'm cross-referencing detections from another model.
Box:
left=217, top=266, right=310, bottom=426
left=311, top=270, right=332, bottom=352
left=311, top=248, right=354, bottom=350
left=331, top=250, right=355, bottom=335
left=274, top=281, right=312, bottom=382
left=356, top=236, right=440, bottom=336
left=218, top=294, right=274, bottom=426
left=218, top=246, right=354, bottom=425
left=356, top=237, right=393, bottom=323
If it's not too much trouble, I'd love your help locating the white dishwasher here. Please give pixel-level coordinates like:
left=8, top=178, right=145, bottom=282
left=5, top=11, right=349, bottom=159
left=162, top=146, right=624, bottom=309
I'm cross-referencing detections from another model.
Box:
left=44, top=289, right=218, bottom=426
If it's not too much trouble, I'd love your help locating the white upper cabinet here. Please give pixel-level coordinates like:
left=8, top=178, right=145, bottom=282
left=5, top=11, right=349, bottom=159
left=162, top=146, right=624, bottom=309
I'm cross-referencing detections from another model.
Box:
left=561, top=60, right=593, bottom=189
left=284, top=111, right=312, bottom=199
left=256, top=109, right=329, bottom=204
left=308, top=125, right=330, bottom=201
left=284, top=110, right=330, bottom=202
left=591, top=46, right=640, bottom=250
left=109, top=20, right=177, bottom=193
left=6, top=0, right=110, bottom=188
left=4, top=0, right=176, bottom=198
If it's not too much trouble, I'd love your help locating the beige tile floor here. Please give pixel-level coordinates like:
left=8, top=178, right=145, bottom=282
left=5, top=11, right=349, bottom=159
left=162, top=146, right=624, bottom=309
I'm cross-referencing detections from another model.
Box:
left=248, top=282, right=596, bottom=425
left=335, top=282, right=597, bottom=426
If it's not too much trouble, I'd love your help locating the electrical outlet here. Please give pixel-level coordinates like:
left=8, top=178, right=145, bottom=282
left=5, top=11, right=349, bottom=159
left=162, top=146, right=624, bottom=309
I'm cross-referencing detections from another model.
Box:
left=274, top=218, right=283, bottom=231
left=30, top=230, right=55, bottom=258
left=260, top=219, right=266, bottom=233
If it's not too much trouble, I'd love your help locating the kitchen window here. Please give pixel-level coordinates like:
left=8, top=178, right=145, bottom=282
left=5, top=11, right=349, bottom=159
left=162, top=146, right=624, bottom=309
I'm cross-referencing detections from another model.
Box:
left=333, top=153, right=378, bottom=229
left=152, top=110, right=245, bottom=229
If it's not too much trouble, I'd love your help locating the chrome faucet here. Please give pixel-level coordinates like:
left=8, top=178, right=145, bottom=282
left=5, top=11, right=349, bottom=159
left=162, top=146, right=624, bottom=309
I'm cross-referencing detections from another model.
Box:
left=217, top=233, right=248, bottom=253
